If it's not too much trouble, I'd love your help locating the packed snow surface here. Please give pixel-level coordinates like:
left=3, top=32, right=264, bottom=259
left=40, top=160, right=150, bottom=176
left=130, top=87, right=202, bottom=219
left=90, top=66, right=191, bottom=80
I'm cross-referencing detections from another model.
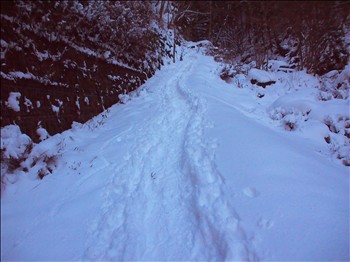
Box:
left=1, top=51, right=349, bottom=261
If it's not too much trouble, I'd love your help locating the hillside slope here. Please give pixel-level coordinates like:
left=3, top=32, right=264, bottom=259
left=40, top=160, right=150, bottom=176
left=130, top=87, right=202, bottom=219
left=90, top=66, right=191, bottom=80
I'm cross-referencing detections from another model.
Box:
left=1, top=1, right=169, bottom=142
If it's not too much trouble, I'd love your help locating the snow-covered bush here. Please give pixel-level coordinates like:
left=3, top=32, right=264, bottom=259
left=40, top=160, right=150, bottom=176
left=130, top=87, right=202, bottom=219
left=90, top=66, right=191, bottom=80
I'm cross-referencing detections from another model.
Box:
left=319, top=65, right=350, bottom=100
left=118, top=93, right=131, bottom=104
left=37, top=126, right=50, bottom=141
left=266, top=60, right=294, bottom=73
left=232, top=74, right=250, bottom=89
left=1, top=125, right=33, bottom=191
left=216, top=61, right=348, bottom=166
left=1, top=124, right=63, bottom=191
left=5, top=92, right=21, bottom=112
left=323, top=115, right=350, bottom=166
left=218, top=62, right=253, bottom=86
left=219, top=64, right=235, bottom=83
left=19, top=136, right=62, bottom=180
left=269, top=106, right=310, bottom=131
left=1, top=125, right=33, bottom=171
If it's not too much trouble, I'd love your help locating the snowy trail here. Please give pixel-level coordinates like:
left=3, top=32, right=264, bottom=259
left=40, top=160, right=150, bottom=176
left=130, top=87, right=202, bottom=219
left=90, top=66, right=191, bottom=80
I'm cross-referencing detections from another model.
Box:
left=1, top=51, right=348, bottom=261
left=83, top=55, right=256, bottom=260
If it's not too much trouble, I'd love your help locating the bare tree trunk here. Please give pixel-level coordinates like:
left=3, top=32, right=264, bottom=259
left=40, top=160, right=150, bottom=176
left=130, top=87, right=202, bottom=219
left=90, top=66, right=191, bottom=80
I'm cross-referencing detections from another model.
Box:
left=173, top=25, right=176, bottom=63
left=172, top=2, right=176, bottom=63
left=208, top=0, right=212, bottom=40
left=167, top=1, right=171, bottom=27
left=215, top=15, right=228, bottom=44
left=159, top=0, right=165, bottom=26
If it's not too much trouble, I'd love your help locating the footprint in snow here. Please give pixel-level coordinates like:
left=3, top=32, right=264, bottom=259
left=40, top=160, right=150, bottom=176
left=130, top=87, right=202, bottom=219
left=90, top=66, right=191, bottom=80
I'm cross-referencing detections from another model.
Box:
left=257, top=217, right=274, bottom=229
left=243, top=187, right=259, bottom=198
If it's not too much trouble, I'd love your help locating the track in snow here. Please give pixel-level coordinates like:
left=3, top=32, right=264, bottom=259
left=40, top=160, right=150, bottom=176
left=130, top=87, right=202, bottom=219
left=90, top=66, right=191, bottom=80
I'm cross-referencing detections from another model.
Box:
left=83, top=55, right=258, bottom=261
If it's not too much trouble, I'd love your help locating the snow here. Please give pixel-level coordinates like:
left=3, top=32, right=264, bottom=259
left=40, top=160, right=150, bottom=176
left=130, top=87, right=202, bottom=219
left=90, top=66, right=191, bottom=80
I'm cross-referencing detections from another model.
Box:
left=76, top=96, right=80, bottom=110
left=51, top=99, right=63, bottom=113
left=336, top=64, right=350, bottom=85
left=187, top=40, right=214, bottom=49
left=1, top=70, right=68, bottom=87
left=109, top=57, right=142, bottom=73
left=267, top=60, right=291, bottom=72
left=0, top=125, right=31, bottom=160
left=24, top=97, right=33, bottom=108
left=67, top=41, right=140, bottom=73
left=6, top=92, right=21, bottom=112
left=84, top=96, right=90, bottom=105
left=1, top=49, right=349, bottom=261
left=103, top=50, right=111, bottom=59
left=24, top=97, right=33, bottom=112
left=71, top=44, right=97, bottom=57
left=8, top=71, right=35, bottom=80
left=108, top=74, right=122, bottom=81
left=35, top=49, right=49, bottom=61
left=248, top=68, right=276, bottom=83
left=37, top=127, right=49, bottom=141
left=51, top=104, right=59, bottom=113
left=320, top=64, right=350, bottom=100
left=0, top=39, right=8, bottom=48
left=0, top=14, right=14, bottom=22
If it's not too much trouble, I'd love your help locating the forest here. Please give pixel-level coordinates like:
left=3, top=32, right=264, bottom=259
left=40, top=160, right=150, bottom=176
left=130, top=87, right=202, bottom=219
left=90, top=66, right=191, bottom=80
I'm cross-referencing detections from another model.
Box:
left=168, top=1, right=349, bottom=74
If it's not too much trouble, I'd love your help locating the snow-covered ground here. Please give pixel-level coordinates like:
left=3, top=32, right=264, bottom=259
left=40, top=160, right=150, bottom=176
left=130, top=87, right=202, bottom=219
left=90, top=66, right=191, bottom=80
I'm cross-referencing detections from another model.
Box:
left=1, top=49, right=349, bottom=261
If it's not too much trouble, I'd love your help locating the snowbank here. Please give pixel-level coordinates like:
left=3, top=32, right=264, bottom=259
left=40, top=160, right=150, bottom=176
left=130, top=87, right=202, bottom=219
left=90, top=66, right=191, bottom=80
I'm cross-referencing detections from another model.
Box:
left=223, top=59, right=349, bottom=166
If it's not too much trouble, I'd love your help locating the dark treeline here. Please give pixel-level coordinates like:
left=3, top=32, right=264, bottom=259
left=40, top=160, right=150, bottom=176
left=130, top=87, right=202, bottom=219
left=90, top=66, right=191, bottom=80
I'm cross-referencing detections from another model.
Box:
left=170, top=1, right=349, bottom=75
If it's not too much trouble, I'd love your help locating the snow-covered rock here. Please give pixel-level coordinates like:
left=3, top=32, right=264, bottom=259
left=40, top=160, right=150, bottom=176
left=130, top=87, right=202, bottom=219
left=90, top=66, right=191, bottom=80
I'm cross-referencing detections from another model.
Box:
left=248, top=68, right=276, bottom=87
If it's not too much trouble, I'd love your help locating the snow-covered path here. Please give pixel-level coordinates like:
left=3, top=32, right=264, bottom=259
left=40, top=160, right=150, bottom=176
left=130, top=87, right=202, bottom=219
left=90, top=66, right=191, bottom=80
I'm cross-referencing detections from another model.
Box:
left=1, top=52, right=349, bottom=261
left=83, top=55, right=257, bottom=260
